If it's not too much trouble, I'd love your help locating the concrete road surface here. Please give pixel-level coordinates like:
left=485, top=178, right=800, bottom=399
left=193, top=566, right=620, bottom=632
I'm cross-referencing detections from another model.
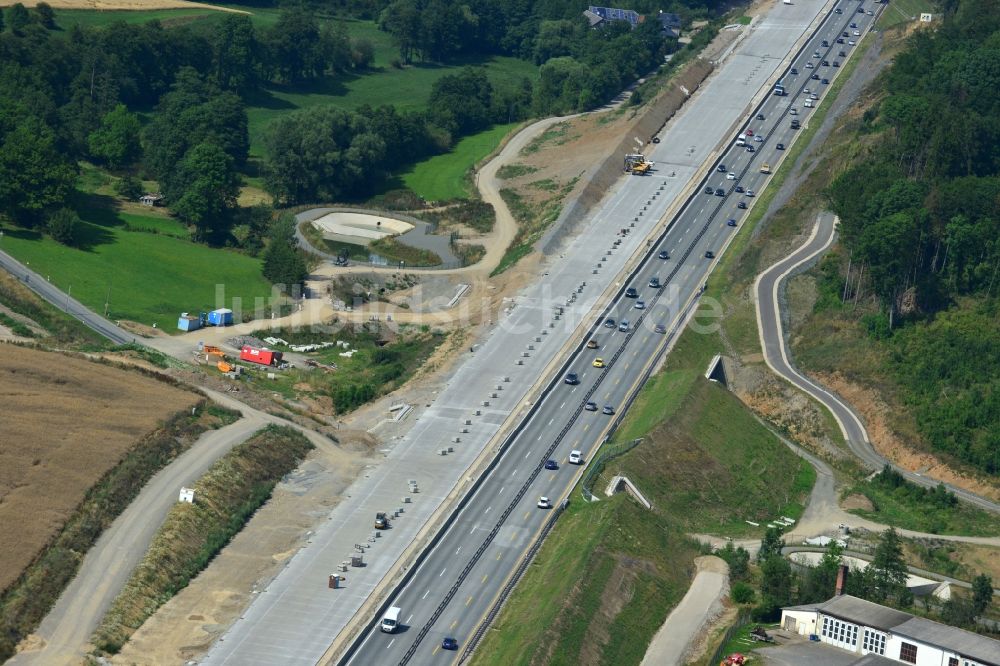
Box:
left=753, top=214, right=1000, bottom=514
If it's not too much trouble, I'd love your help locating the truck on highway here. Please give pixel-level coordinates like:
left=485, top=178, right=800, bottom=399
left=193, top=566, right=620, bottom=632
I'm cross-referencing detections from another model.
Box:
left=375, top=512, right=389, bottom=529
left=381, top=606, right=402, bottom=633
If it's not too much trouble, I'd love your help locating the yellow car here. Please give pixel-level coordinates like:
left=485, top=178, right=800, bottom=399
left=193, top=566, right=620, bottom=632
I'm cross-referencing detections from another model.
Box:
left=593, top=358, right=605, bottom=368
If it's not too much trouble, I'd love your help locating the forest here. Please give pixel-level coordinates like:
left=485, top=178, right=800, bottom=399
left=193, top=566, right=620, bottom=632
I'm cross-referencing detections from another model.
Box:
left=0, top=0, right=701, bottom=245
left=824, top=0, right=999, bottom=474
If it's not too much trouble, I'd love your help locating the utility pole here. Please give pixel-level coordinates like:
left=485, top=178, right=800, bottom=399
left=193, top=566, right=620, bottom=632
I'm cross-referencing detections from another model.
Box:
left=104, top=282, right=112, bottom=318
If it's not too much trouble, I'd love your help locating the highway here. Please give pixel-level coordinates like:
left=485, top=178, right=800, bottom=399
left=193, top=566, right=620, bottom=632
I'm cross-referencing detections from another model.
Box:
left=0, top=247, right=132, bottom=345
left=342, top=2, right=886, bottom=664
left=754, top=214, right=1000, bottom=514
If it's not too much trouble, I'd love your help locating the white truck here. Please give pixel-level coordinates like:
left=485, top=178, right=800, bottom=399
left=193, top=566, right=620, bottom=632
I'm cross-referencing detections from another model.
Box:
left=381, top=606, right=402, bottom=633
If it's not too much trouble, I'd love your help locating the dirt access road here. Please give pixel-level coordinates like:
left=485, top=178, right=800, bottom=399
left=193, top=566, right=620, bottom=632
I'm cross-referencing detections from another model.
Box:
left=0, top=0, right=243, bottom=10
left=12, top=391, right=353, bottom=666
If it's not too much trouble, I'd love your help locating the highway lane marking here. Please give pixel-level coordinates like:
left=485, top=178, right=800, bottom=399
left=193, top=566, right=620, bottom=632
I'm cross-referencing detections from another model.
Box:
left=604, top=392, right=611, bottom=399
left=387, top=639, right=395, bottom=649
left=524, top=451, right=531, bottom=459
left=499, top=487, right=505, bottom=495
left=523, top=511, right=530, bottom=520
left=548, top=418, right=554, bottom=425
left=624, top=362, right=630, bottom=370
left=481, top=574, right=489, bottom=584
left=432, top=646, right=440, bottom=656
left=485, top=506, right=492, bottom=514
left=560, top=401, right=565, bottom=408
left=451, top=620, right=459, bottom=630
left=466, top=595, right=474, bottom=607
left=511, top=530, right=518, bottom=541
left=407, top=614, right=414, bottom=623
left=422, top=589, right=430, bottom=600
left=537, top=435, right=542, bottom=441
left=615, top=378, right=621, bottom=385
left=455, top=547, right=462, bottom=555
left=497, top=551, right=503, bottom=560
left=583, top=423, right=590, bottom=431
left=439, top=568, right=447, bottom=577
left=470, top=524, right=478, bottom=534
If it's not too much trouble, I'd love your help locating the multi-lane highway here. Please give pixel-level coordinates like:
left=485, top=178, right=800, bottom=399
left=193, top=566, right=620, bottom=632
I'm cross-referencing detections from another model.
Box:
left=342, top=2, right=885, bottom=664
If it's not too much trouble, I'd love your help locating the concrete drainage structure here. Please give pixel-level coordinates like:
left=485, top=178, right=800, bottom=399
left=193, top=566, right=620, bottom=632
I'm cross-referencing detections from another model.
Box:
left=605, top=475, right=652, bottom=509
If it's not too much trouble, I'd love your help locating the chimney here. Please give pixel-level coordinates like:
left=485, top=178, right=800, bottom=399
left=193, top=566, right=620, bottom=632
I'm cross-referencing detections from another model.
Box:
left=835, top=565, right=849, bottom=596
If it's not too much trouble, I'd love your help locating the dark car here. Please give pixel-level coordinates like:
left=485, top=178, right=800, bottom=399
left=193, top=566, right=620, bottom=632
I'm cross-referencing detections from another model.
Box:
left=843, top=31, right=849, bottom=36
left=811, top=74, right=820, bottom=80
left=564, top=372, right=579, bottom=385
left=715, top=188, right=725, bottom=196
left=602, top=405, right=615, bottom=415
left=821, top=59, right=829, bottom=66
left=756, top=113, right=765, bottom=120
left=737, top=201, right=747, bottom=209
left=850, top=22, right=858, bottom=28
left=833, top=61, right=840, bottom=67
left=604, top=317, right=616, bottom=328
left=776, top=143, right=785, bottom=150
left=717, top=164, right=727, bottom=172
left=658, top=250, right=670, bottom=260
left=790, top=67, right=798, bottom=75
left=839, top=50, right=847, bottom=56
left=727, top=219, right=738, bottom=227
left=822, top=78, right=830, bottom=84
left=705, top=250, right=715, bottom=259
left=648, top=276, right=661, bottom=288
left=654, top=323, right=667, bottom=334
left=625, top=286, right=639, bottom=298
left=821, top=39, right=829, bottom=47
left=735, top=185, right=745, bottom=193
left=585, top=401, right=598, bottom=411
left=837, top=38, right=845, bottom=44
left=544, top=459, right=558, bottom=470
left=746, top=145, right=755, bottom=153
left=835, top=7, right=842, bottom=12
left=442, top=637, right=458, bottom=651
left=857, top=6, right=864, bottom=12
left=704, top=185, right=714, bottom=195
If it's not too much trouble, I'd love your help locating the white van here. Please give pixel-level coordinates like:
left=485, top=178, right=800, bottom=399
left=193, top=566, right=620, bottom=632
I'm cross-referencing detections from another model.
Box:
left=381, top=606, right=402, bottom=633
left=804, top=99, right=814, bottom=108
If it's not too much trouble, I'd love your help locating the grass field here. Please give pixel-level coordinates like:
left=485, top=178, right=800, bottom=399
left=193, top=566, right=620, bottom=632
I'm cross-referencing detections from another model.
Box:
left=845, top=480, right=1000, bottom=537
left=0, top=219, right=272, bottom=330
left=247, top=55, right=536, bottom=158
left=876, top=0, right=933, bottom=30
left=51, top=7, right=225, bottom=29
left=399, top=122, right=518, bottom=201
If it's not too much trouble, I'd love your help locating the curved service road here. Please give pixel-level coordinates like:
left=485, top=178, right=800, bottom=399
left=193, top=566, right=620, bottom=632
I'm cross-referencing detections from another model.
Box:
left=753, top=213, right=1000, bottom=514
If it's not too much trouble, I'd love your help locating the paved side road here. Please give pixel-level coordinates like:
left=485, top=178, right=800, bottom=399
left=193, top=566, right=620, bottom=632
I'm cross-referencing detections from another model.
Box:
left=640, top=556, right=729, bottom=666
left=753, top=214, right=1000, bottom=515
left=0, top=248, right=132, bottom=344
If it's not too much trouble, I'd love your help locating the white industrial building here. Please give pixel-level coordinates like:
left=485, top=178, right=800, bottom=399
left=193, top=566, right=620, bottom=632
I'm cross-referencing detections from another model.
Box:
left=781, top=594, right=1000, bottom=666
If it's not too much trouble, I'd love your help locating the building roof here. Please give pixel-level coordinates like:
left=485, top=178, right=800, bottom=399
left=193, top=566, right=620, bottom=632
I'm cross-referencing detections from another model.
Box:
left=657, top=11, right=681, bottom=29
left=587, top=5, right=640, bottom=27
left=891, top=617, right=1000, bottom=665
left=582, top=9, right=603, bottom=27
left=784, top=596, right=1000, bottom=665
left=816, top=595, right=914, bottom=631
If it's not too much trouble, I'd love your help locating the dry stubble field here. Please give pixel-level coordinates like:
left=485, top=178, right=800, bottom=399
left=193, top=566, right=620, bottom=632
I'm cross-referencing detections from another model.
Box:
left=0, top=345, right=198, bottom=592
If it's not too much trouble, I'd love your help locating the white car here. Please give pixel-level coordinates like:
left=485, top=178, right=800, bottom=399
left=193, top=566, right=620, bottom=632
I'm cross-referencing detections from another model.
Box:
left=853, top=30, right=861, bottom=36
left=848, top=40, right=856, bottom=45
left=746, top=190, right=755, bottom=197
left=805, top=62, right=814, bottom=69
left=537, top=496, right=552, bottom=509
left=569, top=450, right=583, bottom=465
left=727, top=172, right=737, bottom=180
left=754, top=135, right=764, bottom=142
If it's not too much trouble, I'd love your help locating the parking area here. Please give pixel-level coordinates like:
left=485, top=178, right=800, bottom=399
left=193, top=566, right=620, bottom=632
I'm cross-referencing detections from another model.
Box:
left=754, top=632, right=858, bottom=666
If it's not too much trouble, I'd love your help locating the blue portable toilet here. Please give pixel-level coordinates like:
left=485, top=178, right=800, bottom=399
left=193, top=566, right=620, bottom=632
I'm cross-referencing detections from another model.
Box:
left=207, top=308, right=234, bottom=326
left=177, top=313, right=201, bottom=331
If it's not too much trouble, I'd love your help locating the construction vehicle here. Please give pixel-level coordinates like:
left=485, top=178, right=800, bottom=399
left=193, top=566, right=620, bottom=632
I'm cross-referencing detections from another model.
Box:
left=375, top=512, right=389, bottom=529
left=760, top=163, right=771, bottom=174
left=630, top=160, right=652, bottom=175
left=623, top=153, right=653, bottom=175
left=217, top=361, right=233, bottom=373
left=204, top=345, right=225, bottom=357
left=749, top=626, right=774, bottom=642
left=240, top=345, right=283, bottom=367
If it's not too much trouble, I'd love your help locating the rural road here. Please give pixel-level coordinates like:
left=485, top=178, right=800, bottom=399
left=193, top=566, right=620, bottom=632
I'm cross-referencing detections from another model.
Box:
left=640, top=556, right=729, bottom=666
left=10, top=414, right=268, bottom=666
left=10, top=391, right=340, bottom=666
left=0, top=248, right=132, bottom=345
left=753, top=213, right=1000, bottom=515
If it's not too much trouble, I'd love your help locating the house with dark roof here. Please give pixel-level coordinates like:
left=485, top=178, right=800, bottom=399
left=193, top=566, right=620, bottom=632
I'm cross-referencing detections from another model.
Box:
left=781, top=595, right=1000, bottom=666
left=586, top=5, right=641, bottom=28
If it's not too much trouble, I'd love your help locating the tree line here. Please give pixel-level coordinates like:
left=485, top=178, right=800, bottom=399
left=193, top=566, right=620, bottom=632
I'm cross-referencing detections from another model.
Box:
left=718, top=527, right=995, bottom=631
left=822, top=0, right=1000, bottom=475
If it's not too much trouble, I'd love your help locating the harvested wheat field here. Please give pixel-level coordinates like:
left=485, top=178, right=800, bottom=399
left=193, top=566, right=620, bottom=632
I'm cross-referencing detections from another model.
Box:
left=0, top=0, right=242, bottom=10
left=0, top=344, right=198, bottom=592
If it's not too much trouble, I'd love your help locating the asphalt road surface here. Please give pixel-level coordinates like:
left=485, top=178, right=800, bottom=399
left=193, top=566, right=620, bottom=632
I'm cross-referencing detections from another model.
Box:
left=0, top=247, right=132, bottom=344
left=754, top=214, right=1000, bottom=515
left=340, top=3, right=889, bottom=664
